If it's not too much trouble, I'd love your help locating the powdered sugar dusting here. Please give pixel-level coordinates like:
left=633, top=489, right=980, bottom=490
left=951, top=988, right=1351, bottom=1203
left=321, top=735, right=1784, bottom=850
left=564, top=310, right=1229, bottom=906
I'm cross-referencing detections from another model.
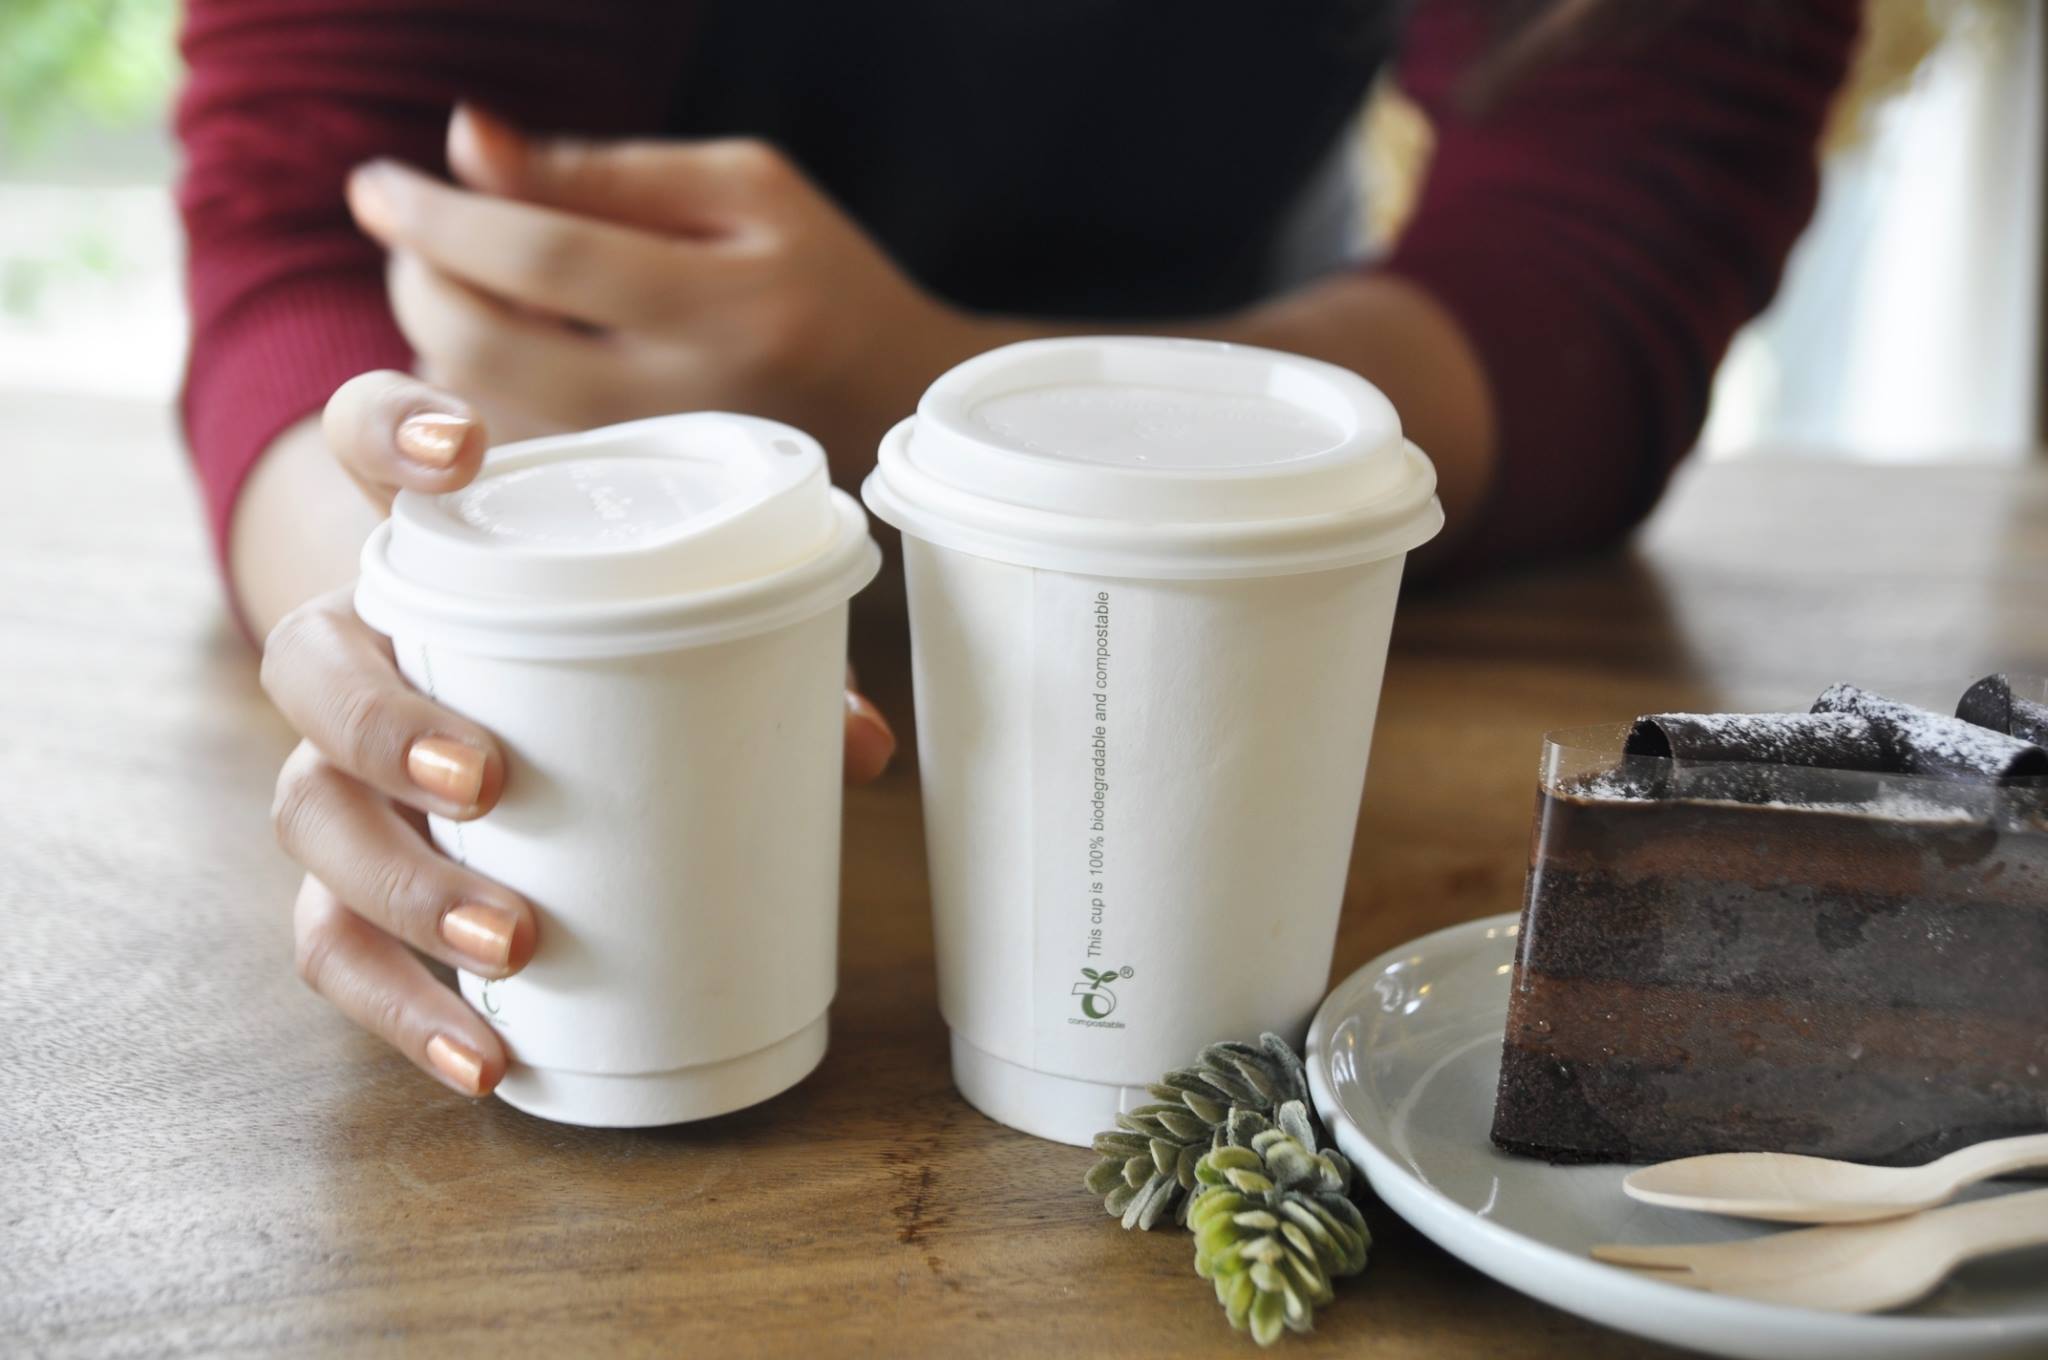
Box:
left=1755, top=792, right=1981, bottom=824
left=1572, top=775, right=1986, bottom=823
left=1627, top=711, right=1883, bottom=768
left=1648, top=711, right=1866, bottom=757
left=1814, top=683, right=2048, bottom=781
left=1564, top=680, right=2048, bottom=817
left=1579, top=771, right=1659, bottom=802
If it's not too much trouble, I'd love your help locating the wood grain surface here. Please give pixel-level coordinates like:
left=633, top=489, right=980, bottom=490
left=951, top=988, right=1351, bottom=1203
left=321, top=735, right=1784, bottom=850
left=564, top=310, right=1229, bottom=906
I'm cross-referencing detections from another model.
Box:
left=5, top=393, right=2045, bottom=1358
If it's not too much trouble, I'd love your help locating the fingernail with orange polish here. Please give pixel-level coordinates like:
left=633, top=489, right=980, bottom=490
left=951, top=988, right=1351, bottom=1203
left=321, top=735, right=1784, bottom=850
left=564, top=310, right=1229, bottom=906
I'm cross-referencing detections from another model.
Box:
left=426, top=1033, right=485, bottom=1096
left=408, top=736, right=486, bottom=807
left=396, top=412, right=470, bottom=469
left=441, top=902, right=517, bottom=970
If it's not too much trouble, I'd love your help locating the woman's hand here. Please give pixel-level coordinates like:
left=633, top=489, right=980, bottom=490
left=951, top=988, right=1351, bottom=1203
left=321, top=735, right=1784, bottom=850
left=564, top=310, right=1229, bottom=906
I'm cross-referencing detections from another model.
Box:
left=263, top=372, right=896, bottom=1097
left=343, top=106, right=989, bottom=473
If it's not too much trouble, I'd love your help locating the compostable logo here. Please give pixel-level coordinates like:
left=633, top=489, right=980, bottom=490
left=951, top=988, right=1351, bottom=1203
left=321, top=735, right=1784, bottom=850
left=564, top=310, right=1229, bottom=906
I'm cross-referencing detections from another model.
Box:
left=1073, top=965, right=1134, bottom=1019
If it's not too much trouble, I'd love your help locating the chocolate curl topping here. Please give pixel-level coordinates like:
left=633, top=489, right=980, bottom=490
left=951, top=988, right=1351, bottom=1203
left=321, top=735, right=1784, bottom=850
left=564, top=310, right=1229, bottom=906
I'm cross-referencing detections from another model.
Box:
left=1958, top=674, right=2048, bottom=746
left=1624, top=711, right=1890, bottom=772
left=1813, top=683, right=2048, bottom=783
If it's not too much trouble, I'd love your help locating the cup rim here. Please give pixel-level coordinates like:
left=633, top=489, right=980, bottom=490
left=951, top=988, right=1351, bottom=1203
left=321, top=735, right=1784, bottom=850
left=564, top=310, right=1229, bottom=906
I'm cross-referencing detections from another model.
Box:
left=356, top=488, right=879, bottom=659
left=864, top=416, right=1443, bottom=580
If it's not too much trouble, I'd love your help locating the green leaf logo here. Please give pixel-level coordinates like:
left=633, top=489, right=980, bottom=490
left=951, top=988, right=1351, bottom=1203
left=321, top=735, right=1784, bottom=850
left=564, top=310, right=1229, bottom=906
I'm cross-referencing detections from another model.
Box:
left=1074, top=965, right=1127, bottom=1019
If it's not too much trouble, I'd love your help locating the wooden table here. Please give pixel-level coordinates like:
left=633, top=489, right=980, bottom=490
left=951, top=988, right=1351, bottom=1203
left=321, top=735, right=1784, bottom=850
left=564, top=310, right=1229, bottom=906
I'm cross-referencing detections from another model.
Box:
left=6, top=394, right=2046, bottom=1358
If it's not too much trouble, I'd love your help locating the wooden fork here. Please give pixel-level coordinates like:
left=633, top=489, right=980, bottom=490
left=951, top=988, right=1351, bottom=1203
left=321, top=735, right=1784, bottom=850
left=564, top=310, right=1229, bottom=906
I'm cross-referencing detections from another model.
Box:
left=1592, top=1187, right=2048, bottom=1313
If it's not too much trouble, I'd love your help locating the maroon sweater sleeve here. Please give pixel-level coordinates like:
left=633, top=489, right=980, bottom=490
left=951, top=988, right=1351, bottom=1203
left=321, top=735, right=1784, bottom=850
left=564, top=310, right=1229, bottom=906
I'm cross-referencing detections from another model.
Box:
left=1382, top=0, right=1859, bottom=571
left=175, top=1, right=698, bottom=577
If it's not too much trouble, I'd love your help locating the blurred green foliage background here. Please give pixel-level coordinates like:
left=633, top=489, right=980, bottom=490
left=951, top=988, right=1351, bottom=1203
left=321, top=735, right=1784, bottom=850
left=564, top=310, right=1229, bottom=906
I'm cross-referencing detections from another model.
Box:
left=0, top=0, right=180, bottom=342
left=0, top=0, right=177, bottom=155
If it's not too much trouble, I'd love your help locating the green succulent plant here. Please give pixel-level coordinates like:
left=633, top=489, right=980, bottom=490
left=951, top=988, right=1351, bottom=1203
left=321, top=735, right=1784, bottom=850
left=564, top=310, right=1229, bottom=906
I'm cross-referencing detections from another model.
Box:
left=1081, top=1035, right=1370, bottom=1345
left=1083, top=1033, right=1318, bottom=1230
left=1189, top=1101, right=1370, bottom=1346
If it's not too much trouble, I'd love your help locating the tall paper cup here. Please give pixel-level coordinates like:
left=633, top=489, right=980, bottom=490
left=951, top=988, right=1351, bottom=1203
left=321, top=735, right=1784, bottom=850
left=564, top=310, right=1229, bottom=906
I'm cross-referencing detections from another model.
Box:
left=356, top=413, right=879, bottom=1127
left=862, top=337, right=1442, bottom=1145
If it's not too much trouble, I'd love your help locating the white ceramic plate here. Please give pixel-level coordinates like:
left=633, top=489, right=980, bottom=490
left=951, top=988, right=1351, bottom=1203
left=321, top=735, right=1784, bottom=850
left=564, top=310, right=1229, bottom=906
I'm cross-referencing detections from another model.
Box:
left=1305, top=913, right=2048, bottom=1360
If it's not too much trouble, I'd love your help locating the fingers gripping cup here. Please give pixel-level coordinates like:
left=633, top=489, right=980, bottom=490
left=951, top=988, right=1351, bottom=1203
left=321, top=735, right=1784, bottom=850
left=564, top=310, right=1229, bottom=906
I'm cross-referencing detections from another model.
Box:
left=356, top=413, right=879, bottom=1127
left=862, top=338, right=1442, bottom=1146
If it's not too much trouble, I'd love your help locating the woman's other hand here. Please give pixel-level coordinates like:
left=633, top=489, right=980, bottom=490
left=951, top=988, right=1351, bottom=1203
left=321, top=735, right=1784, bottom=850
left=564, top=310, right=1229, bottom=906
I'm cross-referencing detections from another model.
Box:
left=344, top=107, right=985, bottom=477
left=262, top=373, right=895, bottom=1097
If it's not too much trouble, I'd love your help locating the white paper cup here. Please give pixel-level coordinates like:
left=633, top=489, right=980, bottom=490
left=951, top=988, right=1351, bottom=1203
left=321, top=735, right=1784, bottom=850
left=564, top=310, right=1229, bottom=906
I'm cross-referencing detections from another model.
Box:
left=356, top=413, right=879, bottom=1127
left=862, top=338, right=1442, bottom=1145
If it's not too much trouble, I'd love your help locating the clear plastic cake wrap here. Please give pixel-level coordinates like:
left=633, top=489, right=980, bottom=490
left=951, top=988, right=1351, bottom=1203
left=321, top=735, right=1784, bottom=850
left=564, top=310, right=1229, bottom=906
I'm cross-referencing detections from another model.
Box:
left=1491, top=676, right=2048, bottom=1167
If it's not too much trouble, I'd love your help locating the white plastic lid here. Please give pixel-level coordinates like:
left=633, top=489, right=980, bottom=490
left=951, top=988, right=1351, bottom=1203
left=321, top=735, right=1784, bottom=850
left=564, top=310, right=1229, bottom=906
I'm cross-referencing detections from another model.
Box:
left=356, top=413, right=879, bottom=658
left=861, top=336, right=1443, bottom=579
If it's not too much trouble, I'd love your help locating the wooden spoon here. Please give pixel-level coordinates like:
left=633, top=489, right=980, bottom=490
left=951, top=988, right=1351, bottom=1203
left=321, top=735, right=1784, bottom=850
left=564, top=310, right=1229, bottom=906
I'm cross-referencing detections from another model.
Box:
left=1624, top=1133, right=2048, bottom=1224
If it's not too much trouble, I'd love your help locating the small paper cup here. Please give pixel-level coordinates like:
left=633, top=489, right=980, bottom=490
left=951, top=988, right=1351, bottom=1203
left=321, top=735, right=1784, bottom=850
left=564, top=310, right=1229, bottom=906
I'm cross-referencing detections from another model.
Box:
left=864, top=338, right=1442, bottom=1145
left=357, top=413, right=879, bottom=1127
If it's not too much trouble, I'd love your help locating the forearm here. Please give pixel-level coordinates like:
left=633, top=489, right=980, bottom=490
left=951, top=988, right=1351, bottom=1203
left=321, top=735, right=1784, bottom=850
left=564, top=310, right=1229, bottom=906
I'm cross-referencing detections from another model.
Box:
left=228, top=418, right=381, bottom=640
left=179, top=0, right=706, bottom=638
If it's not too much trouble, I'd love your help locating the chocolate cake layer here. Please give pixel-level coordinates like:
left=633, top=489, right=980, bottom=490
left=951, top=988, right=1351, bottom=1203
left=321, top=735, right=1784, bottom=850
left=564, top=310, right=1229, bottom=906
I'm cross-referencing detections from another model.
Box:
left=1530, top=784, right=2048, bottom=910
left=1493, top=1051, right=2047, bottom=1167
left=1503, top=976, right=2048, bottom=1075
left=1492, top=777, right=2048, bottom=1166
left=1518, top=868, right=2048, bottom=1018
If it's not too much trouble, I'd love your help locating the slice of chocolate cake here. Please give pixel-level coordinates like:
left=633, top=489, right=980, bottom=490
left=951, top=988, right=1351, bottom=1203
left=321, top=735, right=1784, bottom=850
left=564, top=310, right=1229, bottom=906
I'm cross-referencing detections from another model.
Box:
left=1490, top=677, right=2048, bottom=1167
